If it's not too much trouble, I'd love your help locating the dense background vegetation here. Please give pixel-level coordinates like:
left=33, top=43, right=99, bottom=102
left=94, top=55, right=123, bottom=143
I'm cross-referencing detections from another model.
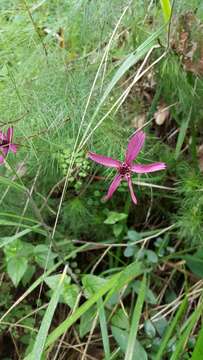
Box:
left=0, top=0, right=203, bottom=359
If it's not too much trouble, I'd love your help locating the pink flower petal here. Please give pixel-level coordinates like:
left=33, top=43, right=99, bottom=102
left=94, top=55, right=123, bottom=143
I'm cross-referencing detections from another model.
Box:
left=9, top=144, right=17, bottom=154
left=0, top=131, right=6, bottom=141
left=0, top=155, right=5, bottom=164
left=104, top=174, right=122, bottom=200
left=7, top=127, right=13, bottom=143
left=88, top=152, right=121, bottom=168
left=131, top=162, right=166, bottom=173
left=125, top=175, right=137, bottom=204
left=125, top=131, right=145, bottom=164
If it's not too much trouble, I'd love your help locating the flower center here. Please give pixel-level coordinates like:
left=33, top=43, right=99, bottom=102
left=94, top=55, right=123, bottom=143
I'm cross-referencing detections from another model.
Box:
left=119, top=162, right=130, bottom=176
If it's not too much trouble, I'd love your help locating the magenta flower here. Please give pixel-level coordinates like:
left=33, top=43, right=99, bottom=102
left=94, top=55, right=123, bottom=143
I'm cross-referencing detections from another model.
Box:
left=88, top=130, right=166, bottom=204
left=0, top=127, right=17, bottom=165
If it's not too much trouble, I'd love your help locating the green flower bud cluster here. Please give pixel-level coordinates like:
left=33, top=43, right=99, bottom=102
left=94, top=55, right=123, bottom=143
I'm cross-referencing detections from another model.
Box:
left=58, top=148, right=90, bottom=191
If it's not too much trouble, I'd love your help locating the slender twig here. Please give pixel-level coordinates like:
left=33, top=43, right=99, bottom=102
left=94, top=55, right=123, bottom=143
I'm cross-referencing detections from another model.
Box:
left=15, top=166, right=41, bottom=234
left=0, top=111, right=29, bottom=126
left=73, top=224, right=176, bottom=248
left=22, top=0, right=48, bottom=59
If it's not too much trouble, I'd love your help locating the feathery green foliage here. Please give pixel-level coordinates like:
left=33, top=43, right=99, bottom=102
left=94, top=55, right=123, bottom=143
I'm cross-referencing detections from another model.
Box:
left=0, top=0, right=203, bottom=359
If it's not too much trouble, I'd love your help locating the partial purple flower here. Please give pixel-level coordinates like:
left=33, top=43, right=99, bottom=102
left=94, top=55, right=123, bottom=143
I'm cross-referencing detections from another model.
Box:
left=0, top=127, right=17, bottom=165
left=88, top=130, right=166, bottom=205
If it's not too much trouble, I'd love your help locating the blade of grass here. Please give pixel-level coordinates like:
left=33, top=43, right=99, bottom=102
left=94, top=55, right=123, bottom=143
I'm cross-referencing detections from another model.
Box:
left=79, top=46, right=167, bottom=150
left=25, top=265, right=68, bottom=360
left=175, top=80, right=197, bottom=160
left=124, top=275, right=146, bottom=360
left=191, top=324, right=203, bottom=359
left=170, top=298, right=203, bottom=360
left=175, top=107, right=192, bottom=160
left=79, top=25, right=165, bottom=150
left=45, top=274, right=121, bottom=350
left=154, top=296, right=188, bottom=360
left=45, top=261, right=143, bottom=350
left=160, top=0, right=171, bottom=22
left=0, top=176, right=26, bottom=192
left=98, top=298, right=111, bottom=360
left=0, top=212, right=39, bottom=224
left=105, top=261, right=144, bottom=302
left=0, top=219, right=46, bottom=235
left=0, top=225, right=41, bottom=248
left=96, top=26, right=164, bottom=112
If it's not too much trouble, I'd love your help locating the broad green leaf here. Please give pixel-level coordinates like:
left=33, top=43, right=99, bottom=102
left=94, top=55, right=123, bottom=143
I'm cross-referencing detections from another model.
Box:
left=0, top=227, right=37, bottom=248
left=111, top=326, right=128, bottom=353
left=133, top=280, right=157, bottom=305
left=82, top=274, right=107, bottom=297
left=0, top=244, right=88, bottom=324
left=133, top=340, right=148, bottom=360
left=45, top=274, right=71, bottom=289
left=154, top=317, right=168, bottom=337
left=79, top=305, right=97, bottom=338
left=146, top=250, right=158, bottom=264
left=111, top=327, right=148, bottom=360
left=183, top=250, right=203, bottom=278
left=113, top=223, right=123, bottom=237
left=4, top=239, right=34, bottom=259
left=45, top=275, right=79, bottom=309
left=111, top=308, right=129, bottom=331
left=124, top=244, right=136, bottom=258
left=127, top=230, right=142, bottom=242
left=104, top=211, right=127, bottom=225
left=7, top=257, right=28, bottom=287
left=144, top=320, right=156, bottom=339
left=22, top=265, right=36, bottom=286
left=63, top=284, right=80, bottom=309
left=34, top=245, right=57, bottom=270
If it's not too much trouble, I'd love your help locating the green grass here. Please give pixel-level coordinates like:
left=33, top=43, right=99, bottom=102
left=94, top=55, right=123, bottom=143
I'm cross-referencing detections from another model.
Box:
left=0, top=0, right=203, bottom=359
